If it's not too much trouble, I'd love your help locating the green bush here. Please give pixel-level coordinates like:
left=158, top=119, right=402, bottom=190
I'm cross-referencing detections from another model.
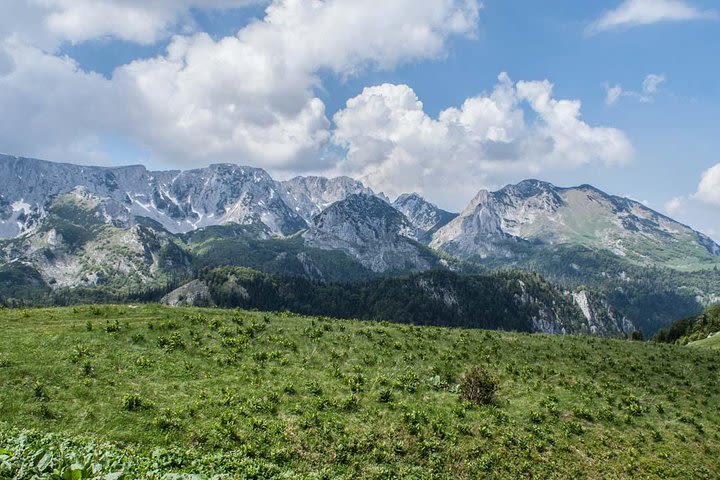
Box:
left=459, top=366, right=497, bottom=406
left=122, top=393, right=153, bottom=412
left=157, top=333, right=185, bottom=352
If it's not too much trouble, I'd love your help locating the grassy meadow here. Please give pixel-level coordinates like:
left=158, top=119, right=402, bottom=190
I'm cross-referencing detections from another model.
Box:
left=0, top=305, right=719, bottom=479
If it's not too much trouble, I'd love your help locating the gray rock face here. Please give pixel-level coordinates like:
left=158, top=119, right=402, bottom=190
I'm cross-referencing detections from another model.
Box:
left=0, top=189, right=192, bottom=289
left=0, top=154, right=398, bottom=239
left=430, top=189, right=522, bottom=258
left=0, top=155, right=305, bottom=237
left=304, top=194, right=437, bottom=273
left=432, top=179, right=720, bottom=268
left=392, top=193, right=457, bottom=242
left=570, top=290, right=636, bottom=337
left=279, top=176, right=376, bottom=224
left=4, top=154, right=718, bottom=273
left=161, top=280, right=215, bottom=307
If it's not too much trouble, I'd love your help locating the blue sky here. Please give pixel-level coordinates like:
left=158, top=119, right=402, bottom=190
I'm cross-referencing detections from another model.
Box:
left=1, top=0, right=718, bottom=237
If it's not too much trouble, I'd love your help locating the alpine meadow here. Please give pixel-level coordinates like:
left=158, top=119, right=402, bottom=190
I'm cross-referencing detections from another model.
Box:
left=1, top=0, right=720, bottom=478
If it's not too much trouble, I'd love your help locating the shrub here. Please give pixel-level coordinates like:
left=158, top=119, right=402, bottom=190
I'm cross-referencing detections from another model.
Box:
left=339, top=395, right=360, bottom=412
left=459, top=366, right=498, bottom=406
left=347, top=373, right=366, bottom=393
left=157, top=333, right=185, bottom=352
left=377, top=389, right=393, bottom=403
left=69, top=344, right=91, bottom=363
left=135, top=356, right=152, bottom=368
left=33, top=381, right=49, bottom=401
left=105, top=320, right=121, bottom=333
left=307, top=381, right=323, bottom=396
left=155, top=409, right=184, bottom=431
left=82, top=362, right=95, bottom=377
left=131, top=333, right=145, bottom=344
left=122, top=393, right=154, bottom=412
left=38, top=403, right=56, bottom=419
left=573, top=406, right=594, bottom=422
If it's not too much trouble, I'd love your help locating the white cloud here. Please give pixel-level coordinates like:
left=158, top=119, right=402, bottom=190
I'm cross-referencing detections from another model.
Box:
left=605, top=84, right=623, bottom=105
left=605, top=73, right=666, bottom=106
left=664, top=196, right=686, bottom=215
left=333, top=73, right=633, bottom=209
left=0, top=40, right=116, bottom=164
left=695, top=163, right=720, bottom=206
left=588, top=0, right=717, bottom=34
left=659, top=165, right=720, bottom=242
left=642, top=74, right=666, bottom=94
left=0, top=0, right=261, bottom=49
left=0, top=0, right=481, bottom=170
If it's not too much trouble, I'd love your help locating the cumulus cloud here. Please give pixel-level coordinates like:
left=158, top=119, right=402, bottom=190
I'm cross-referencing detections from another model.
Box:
left=588, top=0, right=717, bottom=34
left=0, top=0, right=635, bottom=208
left=0, top=0, right=260, bottom=49
left=660, top=164, right=720, bottom=241
left=333, top=73, right=633, bottom=208
left=695, top=163, right=720, bottom=206
left=664, top=196, right=686, bottom=215
left=0, top=0, right=481, bottom=169
left=0, top=40, right=116, bottom=164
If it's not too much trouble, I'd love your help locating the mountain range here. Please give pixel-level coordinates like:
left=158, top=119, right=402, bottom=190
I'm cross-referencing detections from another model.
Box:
left=2, top=153, right=719, bottom=336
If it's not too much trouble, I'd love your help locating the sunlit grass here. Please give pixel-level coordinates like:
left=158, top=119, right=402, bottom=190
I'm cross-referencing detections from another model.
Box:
left=1, top=305, right=718, bottom=478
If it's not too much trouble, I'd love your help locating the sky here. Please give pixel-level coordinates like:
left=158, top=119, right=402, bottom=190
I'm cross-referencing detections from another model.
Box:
left=0, top=0, right=718, bottom=239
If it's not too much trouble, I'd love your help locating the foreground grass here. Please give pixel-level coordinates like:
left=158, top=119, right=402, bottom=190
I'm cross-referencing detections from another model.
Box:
left=0, top=305, right=718, bottom=479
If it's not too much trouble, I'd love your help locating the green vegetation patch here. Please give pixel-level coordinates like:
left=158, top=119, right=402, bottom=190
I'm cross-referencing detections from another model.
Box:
left=656, top=304, right=720, bottom=346
left=0, top=305, right=719, bottom=478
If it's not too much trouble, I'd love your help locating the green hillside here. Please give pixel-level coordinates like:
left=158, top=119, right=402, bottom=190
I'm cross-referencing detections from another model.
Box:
left=689, top=333, right=720, bottom=350
left=655, top=304, right=720, bottom=346
left=1, top=305, right=719, bottom=479
left=495, top=244, right=720, bottom=336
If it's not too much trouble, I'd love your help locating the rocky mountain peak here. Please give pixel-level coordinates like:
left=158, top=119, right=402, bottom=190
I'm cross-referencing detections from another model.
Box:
left=432, top=179, right=720, bottom=268
left=312, top=193, right=412, bottom=237
left=304, top=194, right=438, bottom=273
left=393, top=192, right=458, bottom=242
left=500, top=179, right=556, bottom=197
left=279, top=175, right=376, bottom=223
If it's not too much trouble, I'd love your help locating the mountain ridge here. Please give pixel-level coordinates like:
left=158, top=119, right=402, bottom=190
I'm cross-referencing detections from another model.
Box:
left=3, top=153, right=718, bottom=267
left=2, top=153, right=720, bottom=336
left=432, top=178, right=720, bottom=270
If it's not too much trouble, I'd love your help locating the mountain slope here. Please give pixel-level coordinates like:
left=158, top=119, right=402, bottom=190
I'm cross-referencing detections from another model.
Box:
left=183, top=224, right=376, bottom=283
left=194, top=267, right=636, bottom=336
left=0, top=154, right=400, bottom=239
left=1, top=154, right=718, bottom=336
left=303, top=194, right=441, bottom=273
left=278, top=175, right=377, bottom=224
left=0, top=188, right=191, bottom=293
left=432, top=179, right=720, bottom=271
left=655, top=304, right=720, bottom=345
left=393, top=193, right=458, bottom=242
left=0, top=155, right=307, bottom=237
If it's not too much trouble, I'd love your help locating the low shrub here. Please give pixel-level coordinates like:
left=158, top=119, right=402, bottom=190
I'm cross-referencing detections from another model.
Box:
left=122, top=393, right=154, bottom=412
left=459, top=366, right=498, bottom=406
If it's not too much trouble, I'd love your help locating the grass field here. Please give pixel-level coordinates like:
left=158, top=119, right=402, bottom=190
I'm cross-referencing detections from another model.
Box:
left=689, top=333, right=720, bottom=350
left=1, top=305, right=719, bottom=479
